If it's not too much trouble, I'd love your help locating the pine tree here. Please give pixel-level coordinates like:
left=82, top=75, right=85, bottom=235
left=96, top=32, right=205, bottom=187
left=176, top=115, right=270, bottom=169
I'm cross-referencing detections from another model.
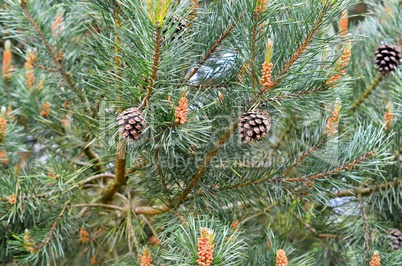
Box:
left=0, top=0, right=401, bottom=265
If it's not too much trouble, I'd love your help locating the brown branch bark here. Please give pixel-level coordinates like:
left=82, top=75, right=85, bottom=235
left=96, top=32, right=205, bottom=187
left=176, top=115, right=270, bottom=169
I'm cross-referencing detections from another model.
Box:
left=135, top=204, right=170, bottom=216
left=141, top=26, right=162, bottom=108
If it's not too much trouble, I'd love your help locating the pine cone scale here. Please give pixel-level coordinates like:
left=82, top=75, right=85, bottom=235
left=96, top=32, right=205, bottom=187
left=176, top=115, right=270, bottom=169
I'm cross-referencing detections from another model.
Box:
left=239, top=110, right=271, bottom=143
left=117, top=107, right=146, bottom=141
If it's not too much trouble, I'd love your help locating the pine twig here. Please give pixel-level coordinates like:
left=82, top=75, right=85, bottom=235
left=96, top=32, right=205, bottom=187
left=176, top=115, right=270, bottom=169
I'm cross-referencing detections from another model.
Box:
left=101, top=2, right=127, bottom=202
left=185, top=16, right=241, bottom=81
left=266, top=8, right=327, bottom=91
left=141, top=26, right=162, bottom=108
left=32, top=63, right=59, bottom=73
left=282, top=136, right=327, bottom=177
left=75, top=203, right=124, bottom=211
left=230, top=151, right=375, bottom=188
left=329, top=180, right=400, bottom=198
left=83, top=146, right=105, bottom=173
left=251, top=13, right=259, bottom=91
left=295, top=213, right=340, bottom=239
left=174, top=123, right=238, bottom=206
left=357, top=185, right=371, bottom=253
left=135, top=204, right=170, bottom=216
left=80, top=173, right=115, bottom=185
left=280, top=151, right=375, bottom=182
left=349, top=74, right=383, bottom=114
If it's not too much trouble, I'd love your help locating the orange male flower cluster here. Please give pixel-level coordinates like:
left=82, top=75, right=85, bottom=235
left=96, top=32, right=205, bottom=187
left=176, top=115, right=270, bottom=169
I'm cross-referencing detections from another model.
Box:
left=255, top=0, right=269, bottom=14
left=80, top=228, right=90, bottom=243
left=138, top=248, right=152, bottom=266
left=197, top=228, right=214, bottom=266
left=25, top=50, right=36, bottom=89
left=8, top=195, right=16, bottom=205
left=0, top=107, right=7, bottom=142
left=327, top=44, right=351, bottom=85
left=260, top=61, right=274, bottom=92
left=276, top=249, right=288, bottom=266
left=24, top=229, right=36, bottom=254
left=174, top=96, right=189, bottom=124
left=41, top=102, right=51, bottom=118
left=90, top=255, right=97, bottom=265
left=2, top=40, right=14, bottom=82
left=383, top=103, right=394, bottom=131
left=369, top=251, right=381, bottom=266
left=324, top=98, right=341, bottom=137
left=51, top=10, right=64, bottom=37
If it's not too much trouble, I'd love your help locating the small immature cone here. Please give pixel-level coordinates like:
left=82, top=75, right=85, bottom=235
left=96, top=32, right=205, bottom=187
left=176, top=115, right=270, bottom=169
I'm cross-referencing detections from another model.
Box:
left=197, top=228, right=214, bottom=266
left=2, top=40, right=13, bottom=82
left=41, top=102, right=51, bottom=118
left=80, top=228, right=90, bottom=243
left=8, top=195, right=16, bottom=205
left=138, top=248, right=152, bottom=266
left=24, top=229, right=36, bottom=254
left=174, top=96, right=189, bottom=124
left=369, top=251, right=380, bottom=266
left=276, top=249, right=288, bottom=266
left=90, top=255, right=97, bottom=265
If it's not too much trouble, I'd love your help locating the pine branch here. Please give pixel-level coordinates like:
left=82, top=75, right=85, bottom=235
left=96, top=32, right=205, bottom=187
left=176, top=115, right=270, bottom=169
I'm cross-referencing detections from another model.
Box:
left=174, top=123, right=238, bottom=206
left=32, top=63, right=59, bottom=73
left=329, top=180, right=400, bottom=198
left=230, top=151, right=375, bottom=188
left=80, top=173, right=115, bottom=185
left=155, top=148, right=169, bottom=198
left=135, top=203, right=170, bottom=216
left=282, top=135, right=328, bottom=177
left=349, top=74, right=383, bottom=114
left=20, top=2, right=81, bottom=97
left=268, top=86, right=333, bottom=101
left=280, top=151, right=375, bottom=182
left=101, top=2, right=127, bottom=202
left=357, top=185, right=371, bottom=253
left=295, top=213, right=340, bottom=239
left=251, top=13, right=259, bottom=91
left=75, top=203, right=124, bottom=211
left=101, top=139, right=126, bottom=202
left=267, top=7, right=327, bottom=90
left=185, top=16, right=240, bottom=81
left=34, top=199, right=72, bottom=252
left=141, top=26, right=162, bottom=108
left=83, top=146, right=105, bottom=173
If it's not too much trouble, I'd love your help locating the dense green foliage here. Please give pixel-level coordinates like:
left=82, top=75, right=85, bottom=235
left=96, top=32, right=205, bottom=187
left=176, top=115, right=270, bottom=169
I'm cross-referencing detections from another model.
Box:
left=0, top=0, right=402, bottom=265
